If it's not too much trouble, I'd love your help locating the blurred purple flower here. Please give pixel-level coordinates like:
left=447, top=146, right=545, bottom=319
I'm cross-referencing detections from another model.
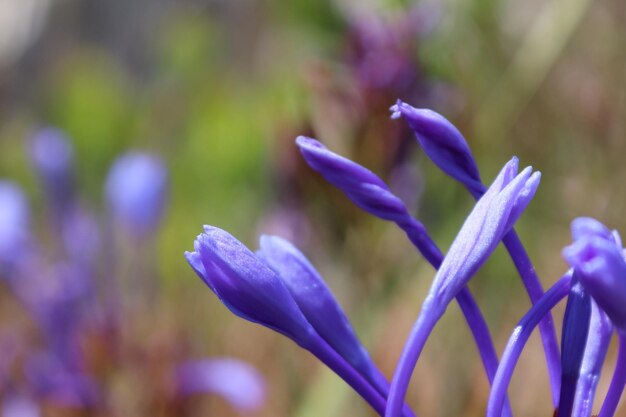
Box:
left=177, top=358, right=265, bottom=412
left=29, top=128, right=75, bottom=217
left=2, top=395, right=40, bottom=417
left=0, top=181, right=30, bottom=267
left=25, top=353, right=99, bottom=409
left=105, top=152, right=168, bottom=236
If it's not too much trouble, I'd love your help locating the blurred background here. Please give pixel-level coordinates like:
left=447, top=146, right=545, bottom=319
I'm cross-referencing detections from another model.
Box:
left=0, top=0, right=625, bottom=416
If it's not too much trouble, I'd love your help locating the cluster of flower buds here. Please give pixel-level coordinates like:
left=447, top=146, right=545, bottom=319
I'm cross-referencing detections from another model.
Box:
left=187, top=100, right=626, bottom=417
left=0, top=131, right=264, bottom=415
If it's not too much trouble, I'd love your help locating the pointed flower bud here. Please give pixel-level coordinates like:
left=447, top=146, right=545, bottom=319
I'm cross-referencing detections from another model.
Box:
left=186, top=227, right=416, bottom=416
left=257, top=235, right=385, bottom=390
left=105, top=152, right=168, bottom=236
left=176, top=358, right=265, bottom=412
left=386, top=158, right=541, bottom=417
left=185, top=226, right=315, bottom=344
left=296, top=136, right=411, bottom=224
left=390, top=100, right=484, bottom=197
left=563, top=220, right=626, bottom=329
left=295, top=136, right=441, bottom=265
left=425, top=158, right=540, bottom=309
left=392, top=100, right=561, bottom=403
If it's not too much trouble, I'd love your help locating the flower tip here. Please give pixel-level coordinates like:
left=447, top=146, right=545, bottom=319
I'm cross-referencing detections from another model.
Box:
left=202, top=224, right=222, bottom=235
left=295, top=136, right=323, bottom=150
left=389, top=99, right=406, bottom=119
left=571, top=217, right=613, bottom=242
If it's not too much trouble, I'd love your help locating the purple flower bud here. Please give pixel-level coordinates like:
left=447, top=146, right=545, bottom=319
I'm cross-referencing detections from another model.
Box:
left=425, top=158, right=540, bottom=308
left=0, top=181, right=30, bottom=266
left=296, top=135, right=441, bottom=265
left=390, top=100, right=484, bottom=197
left=563, top=228, right=626, bottom=329
left=185, top=226, right=315, bottom=345
left=177, top=358, right=265, bottom=412
left=257, top=235, right=384, bottom=389
left=186, top=227, right=415, bottom=416
left=386, top=158, right=540, bottom=417
left=105, top=152, right=168, bottom=236
left=296, top=136, right=408, bottom=223
left=29, top=128, right=75, bottom=213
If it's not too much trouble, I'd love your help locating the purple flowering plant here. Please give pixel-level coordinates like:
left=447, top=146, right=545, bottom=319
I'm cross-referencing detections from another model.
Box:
left=187, top=100, right=626, bottom=417
left=0, top=130, right=265, bottom=416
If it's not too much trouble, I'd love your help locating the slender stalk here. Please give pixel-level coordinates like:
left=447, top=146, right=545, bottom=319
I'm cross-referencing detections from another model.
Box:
left=308, top=334, right=417, bottom=417
left=486, top=274, right=571, bottom=417
left=402, top=219, right=513, bottom=417
left=502, top=232, right=562, bottom=404
left=385, top=301, right=442, bottom=417
left=469, top=185, right=561, bottom=405
left=598, top=332, right=626, bottom=417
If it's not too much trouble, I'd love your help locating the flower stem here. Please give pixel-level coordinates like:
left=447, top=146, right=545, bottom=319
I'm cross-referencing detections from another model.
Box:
left=309, top=334, right=417, bottom=417
left=486, top=274, right=571, bottom=417
left=402, top=219, right=512, bottom=417
left=502, top=231, right=562, bottom=405
left=385, top=301, right=441, bottom=417
left=598, top=332, right=626, bottom=417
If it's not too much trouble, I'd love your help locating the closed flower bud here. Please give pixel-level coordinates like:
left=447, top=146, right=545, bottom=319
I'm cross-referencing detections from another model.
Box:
left=105, top=152, right=168, bottom=236
left=185, top=226, right=315, bottom=345
left=257, top=235, right=384, bottom=389
left=563, top=230, right=626, bottom=329
left=390, top=100, right=484, bottom=197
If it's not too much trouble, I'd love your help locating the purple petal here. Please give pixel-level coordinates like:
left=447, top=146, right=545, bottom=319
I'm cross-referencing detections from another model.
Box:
left=429, top=158, right=538, bottom=305
left=187, top=226, right=315, bottom=345
left=257, top=235, right=383, bottom=388
left=177, top=358, right=265, bottom=412
left=564, top=227, right=626, bottom=329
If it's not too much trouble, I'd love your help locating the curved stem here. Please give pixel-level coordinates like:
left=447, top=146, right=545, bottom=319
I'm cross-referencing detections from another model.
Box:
left=308, top=334, right=416, bottom=417
left=598, top=332, right=626, bottom=417
left=385, top=301, right=441, bottom=417
left=486, top=274, right=571, bottom=417
left=572, top=303, right=613, bottom=417
left=402, top=220, right=512, bottom=417
left=470, top=180, right=561, bottom=406
left=502, top=232, right=562, bottom=405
